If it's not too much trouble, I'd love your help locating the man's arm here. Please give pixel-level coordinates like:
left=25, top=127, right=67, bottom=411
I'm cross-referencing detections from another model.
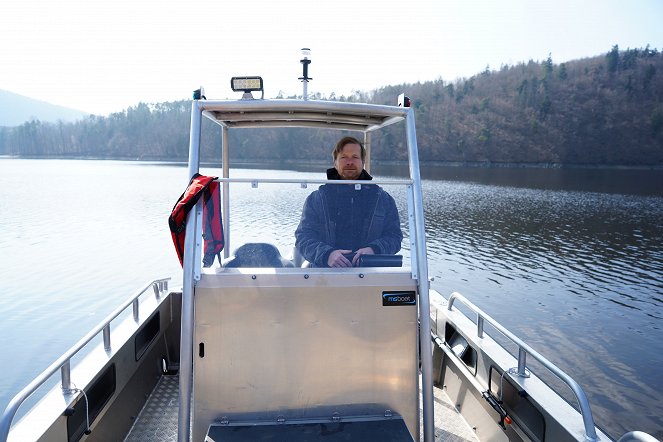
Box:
left=295, top=192, right=334, bottom=267
left=366, top=191, right=403, bottom=255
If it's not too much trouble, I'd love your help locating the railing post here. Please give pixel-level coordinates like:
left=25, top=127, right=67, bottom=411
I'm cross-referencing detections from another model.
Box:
left=517, top=347, right=528, bottom=377
left=477, top=315, right=485, bottom=338
left=132, top=298, right=140, bottom=322
left=61, top=360, right=71, bottom=391
left=103, top=325, right=111, bottom=351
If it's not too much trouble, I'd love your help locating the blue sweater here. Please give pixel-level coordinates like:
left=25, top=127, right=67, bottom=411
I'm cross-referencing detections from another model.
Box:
left=295, top=168, right=403, bottom=267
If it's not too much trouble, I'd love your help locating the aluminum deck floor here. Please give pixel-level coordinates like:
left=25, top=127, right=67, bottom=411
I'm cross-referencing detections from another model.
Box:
left=124, top=375, right=478, bottom=442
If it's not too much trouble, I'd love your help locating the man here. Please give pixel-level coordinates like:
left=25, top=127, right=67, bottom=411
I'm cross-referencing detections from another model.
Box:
left=295, top=136, right=403, bottom=267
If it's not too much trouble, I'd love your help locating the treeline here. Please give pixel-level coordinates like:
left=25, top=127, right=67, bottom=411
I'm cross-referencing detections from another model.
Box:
left=1, top=45, right=662, bottom=166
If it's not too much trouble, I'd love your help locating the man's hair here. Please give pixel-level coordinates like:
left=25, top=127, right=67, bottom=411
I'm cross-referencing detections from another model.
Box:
left=332, top=136, right=365, bottom=162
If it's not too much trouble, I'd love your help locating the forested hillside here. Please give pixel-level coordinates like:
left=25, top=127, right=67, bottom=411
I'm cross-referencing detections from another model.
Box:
left=1, top=45, right=661, bottom=166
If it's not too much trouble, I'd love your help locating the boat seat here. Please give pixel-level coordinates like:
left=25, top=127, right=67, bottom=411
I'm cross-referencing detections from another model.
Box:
left=222, top=243, right=294, bottom=268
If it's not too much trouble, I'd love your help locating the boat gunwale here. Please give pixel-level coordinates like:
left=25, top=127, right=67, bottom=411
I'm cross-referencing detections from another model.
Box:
left=0, top=278, right=171, bottom=441
left=443, top=291, right=600, bottom=442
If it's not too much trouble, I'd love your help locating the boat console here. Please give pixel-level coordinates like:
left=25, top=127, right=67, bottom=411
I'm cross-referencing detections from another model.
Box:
left=194, top=268, right=418, bottom=441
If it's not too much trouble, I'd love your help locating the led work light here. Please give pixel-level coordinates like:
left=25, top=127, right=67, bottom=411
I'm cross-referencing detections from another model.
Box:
left=231, top=76, right=264, bottom=99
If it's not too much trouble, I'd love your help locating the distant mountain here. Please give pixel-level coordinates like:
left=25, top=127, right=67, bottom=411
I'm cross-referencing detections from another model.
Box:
left=0, top=89, right=89, bottom=127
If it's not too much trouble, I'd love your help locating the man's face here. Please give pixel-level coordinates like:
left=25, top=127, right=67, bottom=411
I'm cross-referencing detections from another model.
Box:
left=334, top=143, right=364, bottom=180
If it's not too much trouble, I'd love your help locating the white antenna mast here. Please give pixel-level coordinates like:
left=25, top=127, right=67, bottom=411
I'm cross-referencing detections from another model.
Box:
left=299, top=48, right=312, bottom=100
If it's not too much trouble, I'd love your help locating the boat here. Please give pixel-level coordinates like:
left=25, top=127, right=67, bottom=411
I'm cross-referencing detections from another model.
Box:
left=1, top=64, right=659, bottom=442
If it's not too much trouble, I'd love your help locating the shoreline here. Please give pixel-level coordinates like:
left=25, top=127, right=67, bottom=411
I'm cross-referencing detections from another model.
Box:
left=1, top=155, right=662, bottom=171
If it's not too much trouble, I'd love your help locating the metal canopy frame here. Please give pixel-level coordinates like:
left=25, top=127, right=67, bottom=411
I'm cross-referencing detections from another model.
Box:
left=180, top=97, right=434, bottom=442
left=200, top=99, right=408, bottom=131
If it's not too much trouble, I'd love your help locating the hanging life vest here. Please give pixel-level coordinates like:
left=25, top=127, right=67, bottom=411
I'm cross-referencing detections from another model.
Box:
left=168, top=173, right=224, bottom=268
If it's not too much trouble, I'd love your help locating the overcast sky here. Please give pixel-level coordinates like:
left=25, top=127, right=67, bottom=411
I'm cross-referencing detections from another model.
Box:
left=1, top=0, right=662, bottom=116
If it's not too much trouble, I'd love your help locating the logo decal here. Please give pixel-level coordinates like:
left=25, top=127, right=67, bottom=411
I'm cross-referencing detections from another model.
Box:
left=382, top=291, right=417, bottom=306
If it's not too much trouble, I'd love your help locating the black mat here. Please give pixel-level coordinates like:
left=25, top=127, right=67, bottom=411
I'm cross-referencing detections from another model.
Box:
left=206, top=417, right=414, bottom=442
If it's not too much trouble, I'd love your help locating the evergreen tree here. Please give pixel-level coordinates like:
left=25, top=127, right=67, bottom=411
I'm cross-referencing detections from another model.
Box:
left=543, top=53, right=553, bottom=78
left=558, top=63, right=568, bottom=80
left=607, top=44, right=620, bottom=74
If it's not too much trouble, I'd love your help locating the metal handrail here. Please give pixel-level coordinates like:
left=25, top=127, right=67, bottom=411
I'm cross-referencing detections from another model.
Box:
left=616, top=431, right=660, bottom=442
left=0, top=277, right=171, bottom=442
left=215, top=177, right=413, bottom=186
left=446, top=291, right=599, bottom=442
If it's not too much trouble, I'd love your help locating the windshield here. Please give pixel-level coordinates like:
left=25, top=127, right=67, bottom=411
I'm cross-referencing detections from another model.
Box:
left=194, top=166, right=413, bottom=271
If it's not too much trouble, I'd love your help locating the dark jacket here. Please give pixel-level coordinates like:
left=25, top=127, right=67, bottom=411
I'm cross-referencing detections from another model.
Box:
left=295, top=168, right=403, bottom=267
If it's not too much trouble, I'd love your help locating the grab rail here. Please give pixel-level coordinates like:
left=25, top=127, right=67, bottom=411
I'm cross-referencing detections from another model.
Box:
left=0, top=277, right=171, bottom=442
left=447, top=291, right=599, bottom=442
left=215, top=176, right=413, bottom=186
left=617, top=431, right=660, bottom=442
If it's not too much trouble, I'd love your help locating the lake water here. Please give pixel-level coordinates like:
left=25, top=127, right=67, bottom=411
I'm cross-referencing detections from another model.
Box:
left=0, top=158, right=661, bottom=439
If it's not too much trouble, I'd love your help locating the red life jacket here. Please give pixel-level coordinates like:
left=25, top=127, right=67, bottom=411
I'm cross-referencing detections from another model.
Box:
left=168, top=173, right=224, bottom=267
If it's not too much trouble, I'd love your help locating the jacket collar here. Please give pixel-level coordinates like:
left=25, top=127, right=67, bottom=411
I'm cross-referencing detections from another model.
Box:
left=326, top=167, right=373, bottom=181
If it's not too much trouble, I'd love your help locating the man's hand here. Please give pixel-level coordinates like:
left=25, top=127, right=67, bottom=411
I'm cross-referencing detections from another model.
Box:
left=328, top=249, right=353, bottom=267
left=352, top=247, right=375, bottom=266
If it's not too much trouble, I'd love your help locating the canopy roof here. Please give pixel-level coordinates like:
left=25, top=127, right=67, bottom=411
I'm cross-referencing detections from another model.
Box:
left=200, top=99, right=408, bottom=132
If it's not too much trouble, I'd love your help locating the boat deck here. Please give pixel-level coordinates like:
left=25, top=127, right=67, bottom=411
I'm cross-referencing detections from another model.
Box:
left=124, top=375, right=178, bottom=442
left=123, top=375, right=478, bottom=442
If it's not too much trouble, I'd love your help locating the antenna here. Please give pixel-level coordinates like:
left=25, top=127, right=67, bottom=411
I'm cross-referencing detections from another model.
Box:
left=299, top=48, right=312, bottom=100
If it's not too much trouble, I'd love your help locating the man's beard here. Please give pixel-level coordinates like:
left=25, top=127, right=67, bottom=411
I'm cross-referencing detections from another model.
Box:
left=342, top=167, right=359, bottom=179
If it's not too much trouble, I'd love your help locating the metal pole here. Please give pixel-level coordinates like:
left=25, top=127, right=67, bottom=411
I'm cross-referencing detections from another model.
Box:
left=103, top=325, right=111, bottom=351
left=178, top=100, right=203, bottom=442
left=405, top=108, right=435, bottom=442
left=222, top=126, right=230, bottom=259
left=187, top=101, right=202, bottom=180
left=61, top=360, right=71, bottom=391
left=363, top=132, right=371, bottom=173
left=517, top=348, right=528, bottom=377
left=132, top=298, right=140, bottom=322
left=299, top=49, right=311, bottom=100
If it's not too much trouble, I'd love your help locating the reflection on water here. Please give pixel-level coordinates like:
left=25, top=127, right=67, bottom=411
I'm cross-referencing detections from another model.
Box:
left=379, top=163, right=663, bottom=197
left=0, top=159, right=661, bottom=439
